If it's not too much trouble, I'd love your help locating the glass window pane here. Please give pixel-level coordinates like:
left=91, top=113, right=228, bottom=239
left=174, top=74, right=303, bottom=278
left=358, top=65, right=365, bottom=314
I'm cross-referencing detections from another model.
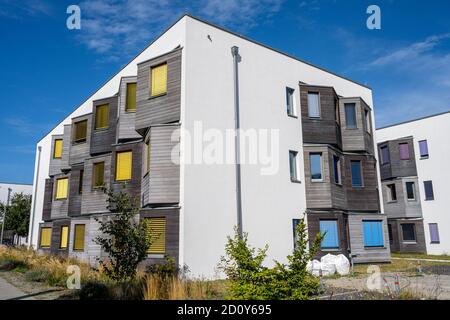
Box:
left=429, top=223, right=440, bottom=243
left=406, top=182, right=415, bottom=200
left=286, top=87, right=295, bottom=115
left=351, top=161, right=362, bottom=187
left=345, top=103, right=357, bottom=128
left=310, top=153, right=322, bottom=181
left=333, top=155, right=340, bottom=184
left=401, top=224, right=416, bottom=242
left=380, top=146, right=390, bottom=164
left=399, top=143, right=409, bottom=160
left=424, top=181, right=434, bottom=200
left=419, top=140, right=429, bottom=157
left=308, top=93, right=320, bottom=118
left=74, top=120, right=87, bottom=142
left=289, top=151, right=298, bottom=180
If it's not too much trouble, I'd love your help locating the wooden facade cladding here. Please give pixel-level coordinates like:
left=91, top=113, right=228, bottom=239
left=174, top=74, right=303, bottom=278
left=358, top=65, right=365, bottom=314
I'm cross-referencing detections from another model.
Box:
left=378, top=137, right=417, bottom=180
left=387, top=218, right=426, bottom=253
left=382, top=177, right=422, bottom=219
left=61, top=125, right=71, bottom=170
left=135, top=48, right=182, bottom=135
left=140, top=208, right=180, bottom=265
left=110, top=141, right=142, bottom=201
left=68, top=164, right=83, bottom=217
left=69, top=113, right=92, bottom=165
left=42, top=178, right=53, bottom=222
left=81, top=154, right=111, bottom=215
left=307, top=211, right=349, bottom=258
left=299, top=85, right=342, bottom=148
left=344, top=154, right=380, bottom=212
left=50, top=173, right=70, bottom=219
left=117, top=76, right=141, bottom=142
left=90, top=96, right=118, bottom=155
left=348, top=214, right=391, bottom=263
left=142, top=124, right=180, bottom=206
left=339, top=97, right=374, bottom=154
left=50, top=219, right=70, bottom=256
left=49, top=134, right=64, bottom=176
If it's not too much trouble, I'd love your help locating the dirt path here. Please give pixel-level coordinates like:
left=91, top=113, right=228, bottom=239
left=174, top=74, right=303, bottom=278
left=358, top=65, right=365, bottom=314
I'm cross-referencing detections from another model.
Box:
left=0, top=273, right=34, bottom=300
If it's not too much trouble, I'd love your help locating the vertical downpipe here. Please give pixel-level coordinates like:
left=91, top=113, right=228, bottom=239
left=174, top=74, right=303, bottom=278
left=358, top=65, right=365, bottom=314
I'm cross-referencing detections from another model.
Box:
left=28, top=146, right=42, bottom=249
left=231, top=46, right=243, bottom=238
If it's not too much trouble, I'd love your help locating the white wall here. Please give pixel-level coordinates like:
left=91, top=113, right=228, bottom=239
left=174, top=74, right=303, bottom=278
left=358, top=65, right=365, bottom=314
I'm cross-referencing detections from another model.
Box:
left=29, top=17, right=188, bottom=248
left=182, top=16, right=376, bottom=278
left=0, top=183, right=32, bottom=204
left=377, top=112, right=450, bottom=255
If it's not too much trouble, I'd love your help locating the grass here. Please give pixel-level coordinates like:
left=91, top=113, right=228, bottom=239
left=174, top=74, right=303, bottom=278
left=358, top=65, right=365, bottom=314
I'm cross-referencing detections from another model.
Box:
left=391, top=253, right=450, bottom=261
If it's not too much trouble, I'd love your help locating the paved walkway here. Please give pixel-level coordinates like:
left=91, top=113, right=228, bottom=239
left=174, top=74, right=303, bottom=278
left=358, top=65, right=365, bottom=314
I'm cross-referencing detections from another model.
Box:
left=0, top=275, right=34, bottom=300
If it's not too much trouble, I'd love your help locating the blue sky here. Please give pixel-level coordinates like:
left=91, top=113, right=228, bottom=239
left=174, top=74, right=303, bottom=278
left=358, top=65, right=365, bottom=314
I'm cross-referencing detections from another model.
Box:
left=0, top=0, right=449, bottom=184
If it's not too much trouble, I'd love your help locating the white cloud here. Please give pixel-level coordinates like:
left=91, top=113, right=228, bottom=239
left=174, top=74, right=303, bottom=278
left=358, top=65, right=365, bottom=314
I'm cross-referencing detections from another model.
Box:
left=76, top=0, right=284, bottom=57
left=0, top=0, right=53, bottom=18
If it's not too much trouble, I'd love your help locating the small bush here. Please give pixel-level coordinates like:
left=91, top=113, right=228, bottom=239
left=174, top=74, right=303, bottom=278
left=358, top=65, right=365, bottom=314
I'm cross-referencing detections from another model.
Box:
left=79, top=281, right=112, bottom=300
left=0, top=258, right=28, bottom=272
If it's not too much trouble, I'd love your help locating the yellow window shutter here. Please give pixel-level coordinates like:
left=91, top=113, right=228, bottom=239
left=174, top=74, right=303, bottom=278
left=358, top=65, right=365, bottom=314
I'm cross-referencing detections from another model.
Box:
left=150, top=63, right=167, bottom=96
left=116, top=151, right=132, bottom=181
left=95, top=104, right=109, bottom=129
left=55, top=178, right=68, bottom=200
left=60, top=226, right=69, bottom=249
left=126, top=83, right=137, bottom=111
left=40, top=227, right=52, bottom=247
left=74, top=120, right=87, bottom=142
left=146, top=218, right=166, bottom=254
left=54, top=139, right=63, bottom=159
left=93, top=162, right=105, bottom=187
left=74, top=224, right=85, bottom=251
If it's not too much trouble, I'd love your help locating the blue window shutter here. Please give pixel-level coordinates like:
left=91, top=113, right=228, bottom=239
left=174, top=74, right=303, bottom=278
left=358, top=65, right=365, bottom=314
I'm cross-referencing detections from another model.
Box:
left=320, top=220, right=339, bottom=249
left=363, top=221, right=384, bottom=247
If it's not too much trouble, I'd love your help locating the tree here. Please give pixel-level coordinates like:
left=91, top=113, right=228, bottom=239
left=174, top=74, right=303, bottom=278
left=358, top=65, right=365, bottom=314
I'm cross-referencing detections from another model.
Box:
left=94, top=189, right=151, bottom=281
left=0, top=193, right=31, bottom=238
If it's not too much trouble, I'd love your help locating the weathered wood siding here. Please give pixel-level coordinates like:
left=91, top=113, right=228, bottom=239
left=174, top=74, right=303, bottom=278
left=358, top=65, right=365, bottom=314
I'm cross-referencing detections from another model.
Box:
left=379, top=137, right=417, bottom=180
left=49, top=134, right=64, bottom=176
left=42, top=179, right=53, bottom=221
left=61, top=125, right=71, bottom=170
left=68, top=217, right=91, bottom=263
left=117, top=76, right=141, bottom=142
left=50, top=219, right=70, bottom=256
left=348, top=214, right=391, bottom=263
left=90, top=96, right=118, bottom=155
left=140, top=208, right=180, bottom=265
left=81, top=154, right=111, bottom=215
left=135, top=48, right=182, bottom=134
left=146, top=125, right=180, bottom=205
left=300, top=85, right=342, bottom=148
left=69, top=113, right=92, bottom=165
left=382, top=177, right=422, bottom=219
left=388, top=218, right=426, bottom=253
left=50, top=174, right=70, bottom=219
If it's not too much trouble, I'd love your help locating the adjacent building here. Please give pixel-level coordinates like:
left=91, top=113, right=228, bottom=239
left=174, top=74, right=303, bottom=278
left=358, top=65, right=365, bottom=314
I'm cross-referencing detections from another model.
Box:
left=377, top=111, right=450, bottom=255
left=29, top=15, right=390, bottom=278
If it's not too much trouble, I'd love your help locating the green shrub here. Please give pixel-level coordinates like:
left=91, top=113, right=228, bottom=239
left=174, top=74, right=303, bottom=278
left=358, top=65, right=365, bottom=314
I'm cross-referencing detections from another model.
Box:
left=0, top=258, right=28, bottom=272
left=79, top=281, right=112, bottom=300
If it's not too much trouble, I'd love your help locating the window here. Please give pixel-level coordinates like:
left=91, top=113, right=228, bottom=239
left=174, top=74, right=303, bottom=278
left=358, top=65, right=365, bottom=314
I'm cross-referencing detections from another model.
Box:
left=73, top=224, right=85, bottom=251
left=292, top=219, right=300, bottom=249
left=351, top=160, right=363, bottom=187
left=286, top=87, right=296, bottom=116
left=40, top=227, right=52, bottom=248
left=116, top=151, right=132, bottom=181
left=363, top=221, right=384, bottom=247
left=345, top=103, right=357, bottom=128
left=126, top=83, right=137, bottom=112
left=399, top=143, right=410, bottom=160
left=364, top=109, right=371, bottom=133
left=424, top=181, right=434, bottom=200
left=55, top=177, right=68, bottom=200
left=60, top=226, right=69, bottom=249
left=387, top=184, right=397, bottom=202
left=53, top=139, right=63, bottom=159
left=429, top=223, right=440, bottom=244
left=380, top=145, right=390, bottom=165
left=150, top=63, right=167, bottom=96
left=79, top=170, right=84, bottom=194
left=146, top=218, right=166, bottom=254
left=307, top=92, right=320, bottom=118
left=401, top=224, right=416, bottom=242
left=419, top=140, right=429, bottom=158
left=333, top=155, right=341, bottom=184
left=146, top=140, right=150, bottom=173
left=406, top=182, right=415, bottom=200
left=310, top=153, right=323, bottom=181
left=320, top=220, right=339, bottom=249
left=289, top=151, right=299, bottom=182
left=73, top=120, right=87, bottom=143
left=93, top=162, right=105, bottom=188
left=95, top=104, right=109, bottom=129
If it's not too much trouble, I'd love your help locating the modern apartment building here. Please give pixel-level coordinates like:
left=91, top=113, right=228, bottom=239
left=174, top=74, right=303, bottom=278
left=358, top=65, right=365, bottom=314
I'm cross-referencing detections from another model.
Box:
left=377, top=111, right=450, bottom=255
left=28, top=15, right=390, bottom=278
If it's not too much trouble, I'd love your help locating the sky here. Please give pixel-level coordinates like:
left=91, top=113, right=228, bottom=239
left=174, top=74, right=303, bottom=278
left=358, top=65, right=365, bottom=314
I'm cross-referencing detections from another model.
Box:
left=0, top=0, right=449, bottom=184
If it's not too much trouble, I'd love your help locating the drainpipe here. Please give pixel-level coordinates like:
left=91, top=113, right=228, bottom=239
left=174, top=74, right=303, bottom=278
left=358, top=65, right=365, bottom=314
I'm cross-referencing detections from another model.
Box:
left=0, top=188, right=12, bottom=245
left=231, top=46, right=243, bottom=238
left=28, top=146, right=42, bottom=249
